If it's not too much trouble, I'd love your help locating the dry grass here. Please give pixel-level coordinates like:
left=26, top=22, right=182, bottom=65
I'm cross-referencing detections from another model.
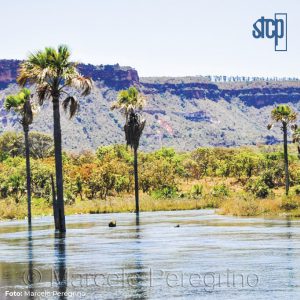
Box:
left=1, top=181, right=300, bottom=221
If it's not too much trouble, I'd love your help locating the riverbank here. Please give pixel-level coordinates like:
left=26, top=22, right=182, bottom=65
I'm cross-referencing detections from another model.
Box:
left=1, top=189, right=300, bottom=221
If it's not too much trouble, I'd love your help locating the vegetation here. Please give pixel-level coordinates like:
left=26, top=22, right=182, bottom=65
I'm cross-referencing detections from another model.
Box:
left=17, top=45, right=93, bottom=232
left=4, top=88, right=34, bottom=224
left=1, top=131, right=300, bottom=220
left=111, top=86, right=146, bottom=213
left=1, top=47, right=300, bottom=226
left=292, top=125, right=300, bottom=159
left=268, top=105, right=297, bottom=195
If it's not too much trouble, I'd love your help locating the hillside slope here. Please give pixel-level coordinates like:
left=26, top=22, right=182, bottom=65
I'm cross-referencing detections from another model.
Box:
left=1, top=60, right=300, bottom=151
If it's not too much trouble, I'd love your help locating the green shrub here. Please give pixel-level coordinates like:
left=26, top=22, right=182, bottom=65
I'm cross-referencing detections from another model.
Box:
left=294, top=186, right=300, bottom=195
left=211, top=183, right=229, bottom=197
left=246, top=178, right=270, bottom=198
left=281, top=197, right=299, bottom=210
left=152, top=186, right=177, bottom=199
left=190, top=184, right=203, bottom=198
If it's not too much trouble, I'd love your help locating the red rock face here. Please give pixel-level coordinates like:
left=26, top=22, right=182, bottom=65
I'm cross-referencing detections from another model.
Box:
left=0, top=60, right=19, bottom=83
left=1, top=59, right=300, bottom=108
left=0, top=60, right=140, bottom=90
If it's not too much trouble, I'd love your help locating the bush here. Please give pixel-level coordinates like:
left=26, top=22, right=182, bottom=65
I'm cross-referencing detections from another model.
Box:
left=190, top=184, right=203, bottom=198
left=281, top=197, right=300, bottom=210
left=152, top=186, right=177, bottom=199
left=211, top=183, right=229, bottom=197
left=246, top=178, right=270, bottom=198
left=294, top=186, right=300, bottom=195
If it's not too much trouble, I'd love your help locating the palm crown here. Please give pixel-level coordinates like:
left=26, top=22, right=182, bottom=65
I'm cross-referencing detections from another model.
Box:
left=111, top=86, right=146, bottom=117
left=5, top=88, right=33, bottom=126
left=270, top=105, right=297, bottom=124
left=17, top=45, right=93, bottom=118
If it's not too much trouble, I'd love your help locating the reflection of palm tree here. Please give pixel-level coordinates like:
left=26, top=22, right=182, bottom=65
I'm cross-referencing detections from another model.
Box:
left=285, top=219, right=295, bottom=290
left=111, top=87, right=146, bottom=213
left=5, top=89, right=33, bottom=225
left=268, top=105, right=297, bottom=195
left=27, top=226, right=34, bottom=300
left=54, top=232, right=67, bottom=300
left=123, top=215, right=148, bottom=299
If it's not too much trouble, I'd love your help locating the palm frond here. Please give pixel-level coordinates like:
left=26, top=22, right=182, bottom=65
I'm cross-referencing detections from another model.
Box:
left=112, top=86, right=146, bottom=117
left=69, top=76, right=93, bottom=96
left=124, top=112, right=146, bottom=150
left=271, top=105, right=297, bottom=124
left=62, top=96, right=79, bottom=119
left=36, top=84, right=51, bottom=105
left=5, top=88, right=33, bottom=126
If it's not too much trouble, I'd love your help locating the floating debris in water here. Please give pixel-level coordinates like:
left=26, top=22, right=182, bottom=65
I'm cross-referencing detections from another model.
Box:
left=109, top=220, right=116, bottom=227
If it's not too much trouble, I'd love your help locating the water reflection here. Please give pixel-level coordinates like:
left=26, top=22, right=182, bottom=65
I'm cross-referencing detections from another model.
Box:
left=27, top=226, right=34, bottom=300
left=124, top=214, right=148, bottom=299
left=0, top=211, right=299, bottom=299
left=54, top=232, right=67, bottom=300
left=286, top=219, right=295, bottom=290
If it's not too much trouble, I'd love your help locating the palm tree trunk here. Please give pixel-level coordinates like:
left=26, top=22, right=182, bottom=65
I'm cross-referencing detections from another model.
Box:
left=134, top=148, right=139, bottom=213
left=24, top=125, right=31, bottom=225
left=53, top=97, right=66, bottom=232
left=50, top=174, right=59, bottom=230
left=283, top=123, right=289, bottom=195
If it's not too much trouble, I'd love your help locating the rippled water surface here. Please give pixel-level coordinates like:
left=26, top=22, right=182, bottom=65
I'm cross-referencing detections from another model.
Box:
left=0, top=210, right=300, bottom=299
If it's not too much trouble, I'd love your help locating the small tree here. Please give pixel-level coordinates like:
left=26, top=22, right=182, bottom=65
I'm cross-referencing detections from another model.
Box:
left=4, top=88, right=34, bottom=225
left=292, top=125, right=300, bottom=159
left=268, top=105, right=297, bottom=195
left=111, top=86, right=146, bottom=213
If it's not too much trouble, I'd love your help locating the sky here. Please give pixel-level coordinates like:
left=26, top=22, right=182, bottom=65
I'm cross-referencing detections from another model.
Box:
left=0, top=0, right=299, bottom=77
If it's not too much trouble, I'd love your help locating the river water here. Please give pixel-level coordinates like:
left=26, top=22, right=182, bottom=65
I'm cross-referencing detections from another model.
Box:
left=0, top=210, right=299, bottom=299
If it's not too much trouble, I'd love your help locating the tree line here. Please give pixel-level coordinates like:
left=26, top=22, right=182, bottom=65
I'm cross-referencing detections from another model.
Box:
left=2, top=45, right=300, bottom=232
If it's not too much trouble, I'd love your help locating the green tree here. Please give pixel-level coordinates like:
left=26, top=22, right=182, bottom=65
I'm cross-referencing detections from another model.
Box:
left=4, top=88, right=33, bottom=225
left=17, top=45, right=93, bottom=232
left=268, top=105, right=297, bottom=195
left=111, top=86, right=146, bottom=213
left=292, top=125, right=300, bottom=159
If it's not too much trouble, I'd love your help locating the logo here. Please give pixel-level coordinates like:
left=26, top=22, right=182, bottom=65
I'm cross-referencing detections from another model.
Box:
left=252, top=13, right=287, bottom=51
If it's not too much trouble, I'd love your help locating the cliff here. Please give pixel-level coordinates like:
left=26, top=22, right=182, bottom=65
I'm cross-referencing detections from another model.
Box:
left=0, top=59, right=299, bottom=151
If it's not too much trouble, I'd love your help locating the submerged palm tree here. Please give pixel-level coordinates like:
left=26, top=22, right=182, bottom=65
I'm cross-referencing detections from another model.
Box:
left=5, top=88, right=34, bottom=225
left=111, top=86, right=146, bottom=213
left=268, top=105, right=297, bottom=195
left=17, top=45, right=93, bottom=232
left=292, top=125, right=300, bottom=159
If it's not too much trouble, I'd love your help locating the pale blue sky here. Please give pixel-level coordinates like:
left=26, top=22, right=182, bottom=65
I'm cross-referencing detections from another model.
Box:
left=0, top=0, right=299, bottom=77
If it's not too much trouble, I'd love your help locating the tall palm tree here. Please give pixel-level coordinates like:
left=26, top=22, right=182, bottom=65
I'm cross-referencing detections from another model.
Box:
left=17, top=45, right=93, bottom=232
left=268, top=105, right=297, bottom=195
left=111, top=86, right=146, bottom=213
left=5, top=88, right=34, bottom=225
left=292, top=124, right=300, bottom=159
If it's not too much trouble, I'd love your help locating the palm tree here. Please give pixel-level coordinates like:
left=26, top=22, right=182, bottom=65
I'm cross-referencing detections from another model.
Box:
left=292, top=124, right=300, bottom=159
left=268, top=105, right=297, bottom=195
left=111, top=86, right=146, bottom=213
left=17, top=45, right=93, bottom=232
left=5, top=88, right=34, bottom=225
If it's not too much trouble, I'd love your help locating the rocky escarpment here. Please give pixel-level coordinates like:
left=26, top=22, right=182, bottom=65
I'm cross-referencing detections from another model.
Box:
left=0, top=60, right=139, bottom=90
left=0, top=60, right=19, bottom=88
left=0, top=59, right=300, bottom=151
left=140, top=79, right=300, bottom=108
left=77, top=63, right=139, bottom=89
left=1, top=60, right=300, bottom=109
